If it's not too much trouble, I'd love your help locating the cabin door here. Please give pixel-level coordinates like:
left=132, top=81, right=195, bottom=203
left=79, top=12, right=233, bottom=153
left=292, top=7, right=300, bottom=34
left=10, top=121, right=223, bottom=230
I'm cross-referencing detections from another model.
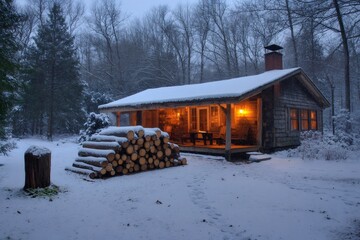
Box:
left=198, top=107, right=208, bottom=131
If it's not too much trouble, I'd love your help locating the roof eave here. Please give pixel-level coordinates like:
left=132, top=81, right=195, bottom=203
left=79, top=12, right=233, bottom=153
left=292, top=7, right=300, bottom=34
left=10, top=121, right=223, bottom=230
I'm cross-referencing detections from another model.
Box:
left=99, top=96, right=246, bottom=113
left=296, top=70, right=331, bottom=108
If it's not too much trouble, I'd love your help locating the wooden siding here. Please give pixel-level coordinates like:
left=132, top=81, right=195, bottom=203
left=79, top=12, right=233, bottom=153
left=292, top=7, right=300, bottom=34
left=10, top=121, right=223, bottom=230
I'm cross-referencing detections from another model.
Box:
left=261, top=87, right=275, bottom=150
left=261, top=76, right=323, bottom=151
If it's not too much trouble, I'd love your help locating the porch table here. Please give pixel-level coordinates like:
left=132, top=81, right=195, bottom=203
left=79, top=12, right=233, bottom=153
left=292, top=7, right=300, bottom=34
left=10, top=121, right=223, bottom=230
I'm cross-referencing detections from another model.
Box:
left=190, top=131, right=213, bottom=145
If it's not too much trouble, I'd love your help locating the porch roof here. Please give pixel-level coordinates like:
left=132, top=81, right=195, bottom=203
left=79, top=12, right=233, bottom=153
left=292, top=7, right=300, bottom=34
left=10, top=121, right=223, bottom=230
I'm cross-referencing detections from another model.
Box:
left=99, top=67, right=329, bottom=112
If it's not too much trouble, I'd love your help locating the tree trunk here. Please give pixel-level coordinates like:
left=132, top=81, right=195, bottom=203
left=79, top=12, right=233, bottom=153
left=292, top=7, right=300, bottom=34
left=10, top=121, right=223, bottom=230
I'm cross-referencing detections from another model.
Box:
left=333, top=0, right=351, bottom=111
left=285, top=0, right=298, bottom=66
left=24, top=146, right=51, bottom=189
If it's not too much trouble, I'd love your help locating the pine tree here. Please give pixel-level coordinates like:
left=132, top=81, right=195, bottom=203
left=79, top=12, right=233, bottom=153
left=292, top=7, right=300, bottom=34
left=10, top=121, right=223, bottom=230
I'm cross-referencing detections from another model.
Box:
left=23, top=3, right=84, bottom=140
left=0, top=0, right=20, bottom=141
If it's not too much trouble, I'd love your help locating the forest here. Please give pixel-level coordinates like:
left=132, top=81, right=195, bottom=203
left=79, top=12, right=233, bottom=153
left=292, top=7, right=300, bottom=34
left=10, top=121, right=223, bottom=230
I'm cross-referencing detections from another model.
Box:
left=0, top=0, right=359, bottom=151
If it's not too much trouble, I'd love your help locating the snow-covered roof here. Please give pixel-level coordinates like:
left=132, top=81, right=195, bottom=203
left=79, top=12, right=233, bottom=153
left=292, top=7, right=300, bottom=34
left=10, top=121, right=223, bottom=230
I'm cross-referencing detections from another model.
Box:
left=99, top=68, right=328, bottom=111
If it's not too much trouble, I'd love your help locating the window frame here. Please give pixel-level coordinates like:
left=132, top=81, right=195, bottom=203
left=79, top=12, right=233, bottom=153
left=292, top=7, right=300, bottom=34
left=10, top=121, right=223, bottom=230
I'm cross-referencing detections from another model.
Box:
left=290, top=108, right=299, bottom=131
left=289, top=108, right=318, bottom=132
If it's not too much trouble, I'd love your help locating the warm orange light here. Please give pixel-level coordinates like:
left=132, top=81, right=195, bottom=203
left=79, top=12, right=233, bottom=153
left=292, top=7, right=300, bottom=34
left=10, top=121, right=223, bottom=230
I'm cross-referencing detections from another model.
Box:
left=238, top=108, right=248, bottom=116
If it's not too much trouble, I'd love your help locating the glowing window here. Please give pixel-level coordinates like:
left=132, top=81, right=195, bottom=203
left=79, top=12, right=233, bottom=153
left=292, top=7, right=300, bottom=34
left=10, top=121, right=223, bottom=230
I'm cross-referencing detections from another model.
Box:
left=290, top=109, right=299, bottom=131
left=310, top=110, right=317, bottom=130
left=301, top=110, right=309, bottom=130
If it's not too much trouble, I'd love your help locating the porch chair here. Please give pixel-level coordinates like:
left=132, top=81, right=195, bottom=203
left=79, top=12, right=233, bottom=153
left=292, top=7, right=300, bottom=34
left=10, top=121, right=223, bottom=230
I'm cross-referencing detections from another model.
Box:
left=214, top=125, right=226, bottom=145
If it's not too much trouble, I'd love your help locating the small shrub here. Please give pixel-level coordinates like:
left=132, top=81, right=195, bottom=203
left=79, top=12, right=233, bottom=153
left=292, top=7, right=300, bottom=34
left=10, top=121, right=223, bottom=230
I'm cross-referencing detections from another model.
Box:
left=79, top=112, right=111, bottom=142
left=321, top=146, right=348, bottom=161
left=0, top=140, right=16, bottom=156
left=286, top=131, right=351, bottom=160
left=333, top=109, right=353, bottom=147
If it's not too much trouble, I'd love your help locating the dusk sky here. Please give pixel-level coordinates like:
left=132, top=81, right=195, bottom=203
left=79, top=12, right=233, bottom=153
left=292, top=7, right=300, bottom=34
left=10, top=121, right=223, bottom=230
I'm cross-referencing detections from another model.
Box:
left=110, top=0, right=199, bottom=18
left=15, top=0, right=201, bottom=18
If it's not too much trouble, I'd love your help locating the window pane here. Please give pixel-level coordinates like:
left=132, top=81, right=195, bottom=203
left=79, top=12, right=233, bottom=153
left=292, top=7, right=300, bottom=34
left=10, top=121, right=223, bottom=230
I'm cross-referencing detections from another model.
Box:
left=290, top=109, right=299, bottom=131
left=310, top=111, right=317, bottom=130
left=301, top=110, right=309, bottom=130
left=210, top=106, right=219, bottom=129
left=190, top=108, right=197, bottom=130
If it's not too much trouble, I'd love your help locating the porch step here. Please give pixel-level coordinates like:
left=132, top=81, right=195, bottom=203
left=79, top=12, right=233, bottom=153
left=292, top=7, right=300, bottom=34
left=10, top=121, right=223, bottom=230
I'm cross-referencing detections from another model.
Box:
left=246, top=152, right=272, bottom=163
left=246, top=151, right=264, bottom=156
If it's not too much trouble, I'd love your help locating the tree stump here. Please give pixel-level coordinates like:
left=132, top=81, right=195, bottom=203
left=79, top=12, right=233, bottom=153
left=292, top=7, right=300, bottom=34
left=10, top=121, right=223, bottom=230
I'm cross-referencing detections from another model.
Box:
left=24, top=146, right=51, bottom=189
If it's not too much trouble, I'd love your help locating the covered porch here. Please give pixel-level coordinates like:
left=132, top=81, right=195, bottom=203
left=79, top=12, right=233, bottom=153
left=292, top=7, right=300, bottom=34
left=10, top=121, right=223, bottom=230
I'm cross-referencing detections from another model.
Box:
left=114, top=97, right=262, bottom=160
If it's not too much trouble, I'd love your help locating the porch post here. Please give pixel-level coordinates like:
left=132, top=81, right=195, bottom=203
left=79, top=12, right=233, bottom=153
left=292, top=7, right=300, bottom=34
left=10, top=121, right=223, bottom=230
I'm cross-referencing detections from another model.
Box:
left=257, top=98, right=262, bottom=147
left=116, top=112, right=121, bottom=127
left=136, top=111, right=142, bottom=125
left=225, top=103, right=232, bottom=161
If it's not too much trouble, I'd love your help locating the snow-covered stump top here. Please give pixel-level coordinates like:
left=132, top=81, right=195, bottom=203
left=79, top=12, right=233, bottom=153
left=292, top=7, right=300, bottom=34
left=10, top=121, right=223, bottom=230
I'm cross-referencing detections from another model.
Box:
left=24, top=145, right=51, bottom=189
left=25, top=145, right=51, bottom=157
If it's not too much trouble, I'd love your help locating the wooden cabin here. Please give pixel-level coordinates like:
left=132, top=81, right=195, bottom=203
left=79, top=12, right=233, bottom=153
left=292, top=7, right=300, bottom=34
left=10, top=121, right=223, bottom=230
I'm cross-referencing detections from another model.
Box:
left=99, top=45, right=329, bottom=160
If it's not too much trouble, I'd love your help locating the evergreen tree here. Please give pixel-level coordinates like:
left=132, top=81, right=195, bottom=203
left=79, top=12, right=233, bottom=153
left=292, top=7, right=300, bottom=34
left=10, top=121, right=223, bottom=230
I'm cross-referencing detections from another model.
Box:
left=23, top=3, right=84, bottom=140
left=0, top=0, right=20, bottom=141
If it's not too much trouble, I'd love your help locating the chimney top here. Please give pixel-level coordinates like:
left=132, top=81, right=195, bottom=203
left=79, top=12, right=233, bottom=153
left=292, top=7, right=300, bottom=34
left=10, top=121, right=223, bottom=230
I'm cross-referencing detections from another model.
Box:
left=264, top=44, right=283, bottom=71
left=264, top=44, right=283, bottom=52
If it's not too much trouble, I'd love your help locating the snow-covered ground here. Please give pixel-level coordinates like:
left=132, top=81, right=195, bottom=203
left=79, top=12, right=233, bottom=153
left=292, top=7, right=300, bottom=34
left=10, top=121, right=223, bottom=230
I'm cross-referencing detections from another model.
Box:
left=0, top=137, right=359, bottom=240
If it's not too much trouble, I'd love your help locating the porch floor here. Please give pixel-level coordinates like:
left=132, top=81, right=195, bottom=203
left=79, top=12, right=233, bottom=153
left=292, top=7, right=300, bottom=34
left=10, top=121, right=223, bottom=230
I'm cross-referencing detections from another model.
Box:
left=174, top=140, right=259, bottom=159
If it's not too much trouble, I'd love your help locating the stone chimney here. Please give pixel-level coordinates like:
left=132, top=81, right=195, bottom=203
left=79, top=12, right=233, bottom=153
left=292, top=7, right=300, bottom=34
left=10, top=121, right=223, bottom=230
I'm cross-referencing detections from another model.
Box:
left=264, top=44, right=283, bottom=71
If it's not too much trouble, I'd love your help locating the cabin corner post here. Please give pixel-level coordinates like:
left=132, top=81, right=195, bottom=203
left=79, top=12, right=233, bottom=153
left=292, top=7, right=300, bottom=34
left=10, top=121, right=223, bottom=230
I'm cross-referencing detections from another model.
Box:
left=225, top=104, right=232, bottom=161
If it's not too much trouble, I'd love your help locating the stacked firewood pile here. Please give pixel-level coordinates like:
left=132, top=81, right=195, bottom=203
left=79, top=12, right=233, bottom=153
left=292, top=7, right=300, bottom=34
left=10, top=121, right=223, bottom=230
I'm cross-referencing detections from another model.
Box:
left=66, top=126, right=187, bottom=179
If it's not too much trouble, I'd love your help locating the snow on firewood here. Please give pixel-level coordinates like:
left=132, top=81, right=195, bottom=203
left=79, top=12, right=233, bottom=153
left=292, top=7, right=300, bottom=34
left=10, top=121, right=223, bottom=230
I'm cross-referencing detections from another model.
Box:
left=132, top=125, right=145, bottom=134
left=75, top=156, right=108, bottom=168
left=72, top=161, right=103, bottom=172
left=161, top=131, right=170, bottom=138
left=144, top=127, right=170, bottom=139
left=82, top=141, right=121, bottom=150
left=90, top=134, right=128, bottom=144
left=65, top=166, right=99, bottom=179
left=78, top=148, right=115, bottom=161
left=98, top=126, right=139, bottom=140
left=144, top=127, right=162, bottom=138
left=143, top=128, right=158, bottom=138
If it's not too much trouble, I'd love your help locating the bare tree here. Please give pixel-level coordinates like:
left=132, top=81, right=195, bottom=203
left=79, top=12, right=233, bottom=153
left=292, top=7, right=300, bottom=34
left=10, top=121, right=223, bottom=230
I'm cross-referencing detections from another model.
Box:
left=28, top=0, right=50, bottom=27
left=193, top=0, right=211, bottom=82
left=88, top=0, right=128, bottom=96
left=208, top=0, right=233, bottom=78
left=173, top=3, right=194, bottom=84
left=14, top=6, right=37, bottom=57
left=295, top=0, right=360, bottom=112
left=60, top=0, right=85, bottom=35
left=126, top=7, right=179, bottom=89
